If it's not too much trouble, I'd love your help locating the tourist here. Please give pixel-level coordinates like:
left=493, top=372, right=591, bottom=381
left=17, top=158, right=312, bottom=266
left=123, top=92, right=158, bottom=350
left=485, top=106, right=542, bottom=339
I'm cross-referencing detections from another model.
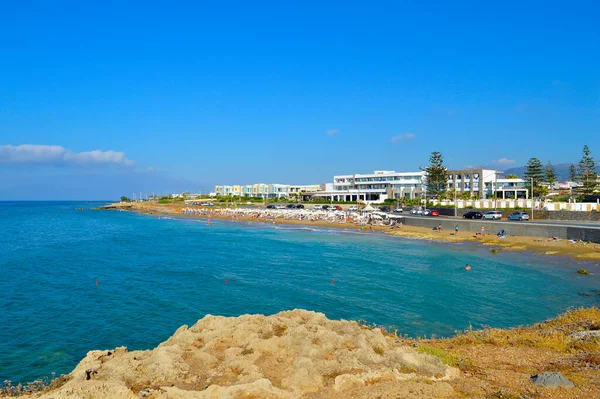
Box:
left=454, top=225, right=459, bottom=235
left=465, top=264, right=471, bottom=271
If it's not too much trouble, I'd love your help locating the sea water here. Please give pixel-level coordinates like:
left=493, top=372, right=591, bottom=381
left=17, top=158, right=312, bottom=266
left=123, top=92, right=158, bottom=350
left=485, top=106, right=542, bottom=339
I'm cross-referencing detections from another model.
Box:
left=1, top=201, right=598, bottom=383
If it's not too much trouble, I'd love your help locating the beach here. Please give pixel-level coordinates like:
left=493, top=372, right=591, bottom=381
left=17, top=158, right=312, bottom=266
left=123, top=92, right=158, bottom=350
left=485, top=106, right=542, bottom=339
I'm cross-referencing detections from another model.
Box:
left=100, top=202, right=600, bottom=262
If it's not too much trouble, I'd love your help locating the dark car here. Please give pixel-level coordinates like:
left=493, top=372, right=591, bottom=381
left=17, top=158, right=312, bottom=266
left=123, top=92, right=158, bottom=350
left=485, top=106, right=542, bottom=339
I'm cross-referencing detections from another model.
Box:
left=296, top=204, right=304, bottom=209
left=286, top=204, right=296, bottom=209
left=266, top=204, right=276, bottom=209
left=379, top=206, right=391, bottom=212
left=463, top=211, right=483, bottom=219
left=322, top=205, right=330, bottom=210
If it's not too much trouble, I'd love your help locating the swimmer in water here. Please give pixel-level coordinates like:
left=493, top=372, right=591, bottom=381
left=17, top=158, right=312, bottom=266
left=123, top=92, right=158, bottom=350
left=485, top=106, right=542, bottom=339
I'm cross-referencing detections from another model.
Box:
left=465, top=264, right=471, bottom=271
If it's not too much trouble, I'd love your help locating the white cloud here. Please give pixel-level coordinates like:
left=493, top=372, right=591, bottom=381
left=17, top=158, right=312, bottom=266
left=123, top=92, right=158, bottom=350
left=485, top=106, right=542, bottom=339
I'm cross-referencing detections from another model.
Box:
left=391, top=132, right=415, bottom=143
left=0, top=145, right=135, bottom=168
left=493, top=158, right=516, bottom=165
left=326, top=129, right=340, bottom=136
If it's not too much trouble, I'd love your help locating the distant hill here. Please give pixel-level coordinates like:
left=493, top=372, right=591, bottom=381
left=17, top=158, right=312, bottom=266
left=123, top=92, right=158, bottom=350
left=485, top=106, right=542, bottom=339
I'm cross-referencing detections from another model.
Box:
left=502, top=163, right=600, bottom=181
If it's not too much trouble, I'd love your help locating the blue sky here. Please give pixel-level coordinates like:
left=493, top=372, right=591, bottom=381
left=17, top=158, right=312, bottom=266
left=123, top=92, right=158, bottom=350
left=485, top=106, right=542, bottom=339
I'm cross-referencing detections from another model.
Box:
left=1, top=1, right=599, bottom=199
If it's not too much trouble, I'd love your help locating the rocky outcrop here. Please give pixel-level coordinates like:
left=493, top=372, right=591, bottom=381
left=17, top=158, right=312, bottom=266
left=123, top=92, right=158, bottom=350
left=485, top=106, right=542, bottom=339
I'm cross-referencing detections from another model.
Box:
left=36, top=310, right=458, bottom=398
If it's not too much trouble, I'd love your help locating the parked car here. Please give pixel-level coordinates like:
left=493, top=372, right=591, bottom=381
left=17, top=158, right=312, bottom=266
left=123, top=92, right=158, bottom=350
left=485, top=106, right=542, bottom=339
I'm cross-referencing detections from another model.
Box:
left=430, top=210, right=439, bottom=216
left=508, top=211, right=530, bottom=221
left=421, top=209, right=432, bottom=216
left=463, top=211, right=483, bottom=219
left=296, top=204, right=304, bottom=209
left=266, top=204, right=276, bottom=209
left=379, top=206, right=391, bottom=212
left=276, top=204, right=286, bottom=209
left=483, top=211, right=502, bottom=220
left=393, top=207, right=403, bottom=213
left=410, top=208, right=418, bottom=215
left=314, top=205, right=323, bottom=210
left=286, top=204, right=296, bottom=209
left=348, top=205, right=358, bottom=212
left=334, top=205, right=343, bottom=211
left=322, top=205, right=330, bottom=210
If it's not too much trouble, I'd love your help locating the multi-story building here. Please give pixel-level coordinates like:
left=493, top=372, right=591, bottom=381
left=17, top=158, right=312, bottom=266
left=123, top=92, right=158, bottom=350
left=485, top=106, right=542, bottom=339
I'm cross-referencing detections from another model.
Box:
left=214, top=183, right=322, bottom=199
left=446, top=169, right=529, bottom=199
left=495, top=178, right=529, bottom=199
left=310, top=170, right=426, bottom=203
left=446, top=169, right=498, bottom=198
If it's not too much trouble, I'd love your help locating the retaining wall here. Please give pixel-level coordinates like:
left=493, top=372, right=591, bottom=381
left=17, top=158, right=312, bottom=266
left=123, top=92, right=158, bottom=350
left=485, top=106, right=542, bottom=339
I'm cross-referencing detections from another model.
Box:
left=400, top=216, right=600, bottom=243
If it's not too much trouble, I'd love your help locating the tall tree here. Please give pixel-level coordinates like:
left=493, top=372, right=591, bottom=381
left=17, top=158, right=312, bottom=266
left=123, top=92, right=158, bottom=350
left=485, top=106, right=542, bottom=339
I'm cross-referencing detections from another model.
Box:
left=578, top=145, right=598, bottom=195
left=422, top=151, right=447, bottom=197
left=569, top=164, right=577, bottom=182
left=545, top=161, right=556, bottom=185
left=523, top=157, right=544, bottom=197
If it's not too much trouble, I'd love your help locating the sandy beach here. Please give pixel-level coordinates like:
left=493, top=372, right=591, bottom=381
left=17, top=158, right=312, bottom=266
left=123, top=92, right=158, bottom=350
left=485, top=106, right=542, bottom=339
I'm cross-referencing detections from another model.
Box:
left=100, top=202, right=600, bottom=263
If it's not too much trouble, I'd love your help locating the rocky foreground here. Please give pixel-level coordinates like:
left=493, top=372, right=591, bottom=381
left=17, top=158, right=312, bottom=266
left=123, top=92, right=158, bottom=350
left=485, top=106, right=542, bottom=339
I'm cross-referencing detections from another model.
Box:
left=28, top=308, right=600, bottom=399
left=35, top=310, right=458, bottom=399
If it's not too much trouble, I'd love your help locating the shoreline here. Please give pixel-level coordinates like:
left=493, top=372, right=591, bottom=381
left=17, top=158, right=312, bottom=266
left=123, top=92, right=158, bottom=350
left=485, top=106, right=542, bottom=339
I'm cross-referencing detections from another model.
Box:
left=100, top=202, right=600, bottom=263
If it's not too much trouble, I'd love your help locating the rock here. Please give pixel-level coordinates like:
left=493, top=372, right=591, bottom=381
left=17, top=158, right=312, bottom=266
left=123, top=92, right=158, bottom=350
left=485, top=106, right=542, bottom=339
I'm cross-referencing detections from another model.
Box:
left=530, top=372, right=574, bottom=388
left=36, top=309, right=459, bottom=399
left=569, top=330, right=600, bottom=341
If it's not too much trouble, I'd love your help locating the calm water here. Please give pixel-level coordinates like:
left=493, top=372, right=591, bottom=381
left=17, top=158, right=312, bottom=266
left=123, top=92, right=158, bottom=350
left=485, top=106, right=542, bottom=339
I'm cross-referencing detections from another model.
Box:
left=1, top=201, right=599, bottom=383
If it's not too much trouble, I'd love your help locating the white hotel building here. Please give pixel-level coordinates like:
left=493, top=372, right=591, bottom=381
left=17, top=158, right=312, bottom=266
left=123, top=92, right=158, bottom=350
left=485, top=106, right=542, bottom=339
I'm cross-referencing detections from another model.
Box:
left=311, top=168, right=529, bottom=203
left=311, top=170, right=426, bottom=202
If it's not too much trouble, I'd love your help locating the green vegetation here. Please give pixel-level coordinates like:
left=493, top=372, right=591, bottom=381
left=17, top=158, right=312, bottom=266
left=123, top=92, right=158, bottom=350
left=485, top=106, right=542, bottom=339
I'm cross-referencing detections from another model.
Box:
left=569, top=163, right=577, bottom=181
left=416, top=344, right=465, bottom=368
left=545, top=161, right=556, bottom=184
left=523, top=157, right=545, bottom=197
left=120, top=196, right=131, bottom=202
left=578, top=144, right=598, bottom=195
left=422, top=151, right=447, bottom=197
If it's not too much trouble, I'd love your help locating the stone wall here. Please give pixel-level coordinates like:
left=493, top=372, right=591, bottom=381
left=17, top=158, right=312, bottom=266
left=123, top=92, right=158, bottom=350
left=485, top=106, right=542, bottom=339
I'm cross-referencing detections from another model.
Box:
left=400, top=216, right=600, bottom=243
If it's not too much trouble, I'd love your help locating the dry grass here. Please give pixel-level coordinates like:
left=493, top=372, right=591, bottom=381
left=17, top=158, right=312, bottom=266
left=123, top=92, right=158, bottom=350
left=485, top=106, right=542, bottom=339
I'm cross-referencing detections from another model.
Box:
left=450, top=307, right=600, bottom=353
left=430, top=307, right=600, bottom=398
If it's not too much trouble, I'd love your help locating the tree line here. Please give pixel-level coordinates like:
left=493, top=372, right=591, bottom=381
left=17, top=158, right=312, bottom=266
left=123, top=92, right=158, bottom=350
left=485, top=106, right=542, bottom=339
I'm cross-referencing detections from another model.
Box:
left=523, top=145, right=597, bottom=196
left=422, top=145, right=598, bottom=199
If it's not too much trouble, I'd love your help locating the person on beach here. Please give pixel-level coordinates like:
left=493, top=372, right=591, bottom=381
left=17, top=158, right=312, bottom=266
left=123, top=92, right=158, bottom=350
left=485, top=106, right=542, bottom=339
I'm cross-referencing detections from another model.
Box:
left=479, top=225, right=485, bottom=236
left=454, top=225, right=459, bottom=235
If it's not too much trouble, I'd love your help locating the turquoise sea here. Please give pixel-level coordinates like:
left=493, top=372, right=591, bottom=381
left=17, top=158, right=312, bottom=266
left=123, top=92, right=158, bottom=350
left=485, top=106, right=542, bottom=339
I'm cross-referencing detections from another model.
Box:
left=1, top=201, right=599, bottom=383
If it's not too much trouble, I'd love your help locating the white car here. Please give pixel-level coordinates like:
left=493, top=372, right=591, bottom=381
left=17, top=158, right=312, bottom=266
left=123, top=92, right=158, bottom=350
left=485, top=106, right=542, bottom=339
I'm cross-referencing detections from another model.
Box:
left=410, top=208, right=418, bottom=215
left=483, top=211, right=502, bottom=220
left=421, top=209, right=431, bottom=216
left=276, top=204, right=286, bottom=209
left=314, top=205, right=323, bottom=210
left=348, top=205, right=357, bottom=212
left=393, top=207, right=403, bottom=213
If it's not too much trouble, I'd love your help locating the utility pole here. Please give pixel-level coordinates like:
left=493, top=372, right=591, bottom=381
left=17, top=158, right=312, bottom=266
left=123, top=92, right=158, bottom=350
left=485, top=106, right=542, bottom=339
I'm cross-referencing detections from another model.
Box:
left=531, top=177, right=534, bottom=220
left=454, top=188, right=457, bottom=217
